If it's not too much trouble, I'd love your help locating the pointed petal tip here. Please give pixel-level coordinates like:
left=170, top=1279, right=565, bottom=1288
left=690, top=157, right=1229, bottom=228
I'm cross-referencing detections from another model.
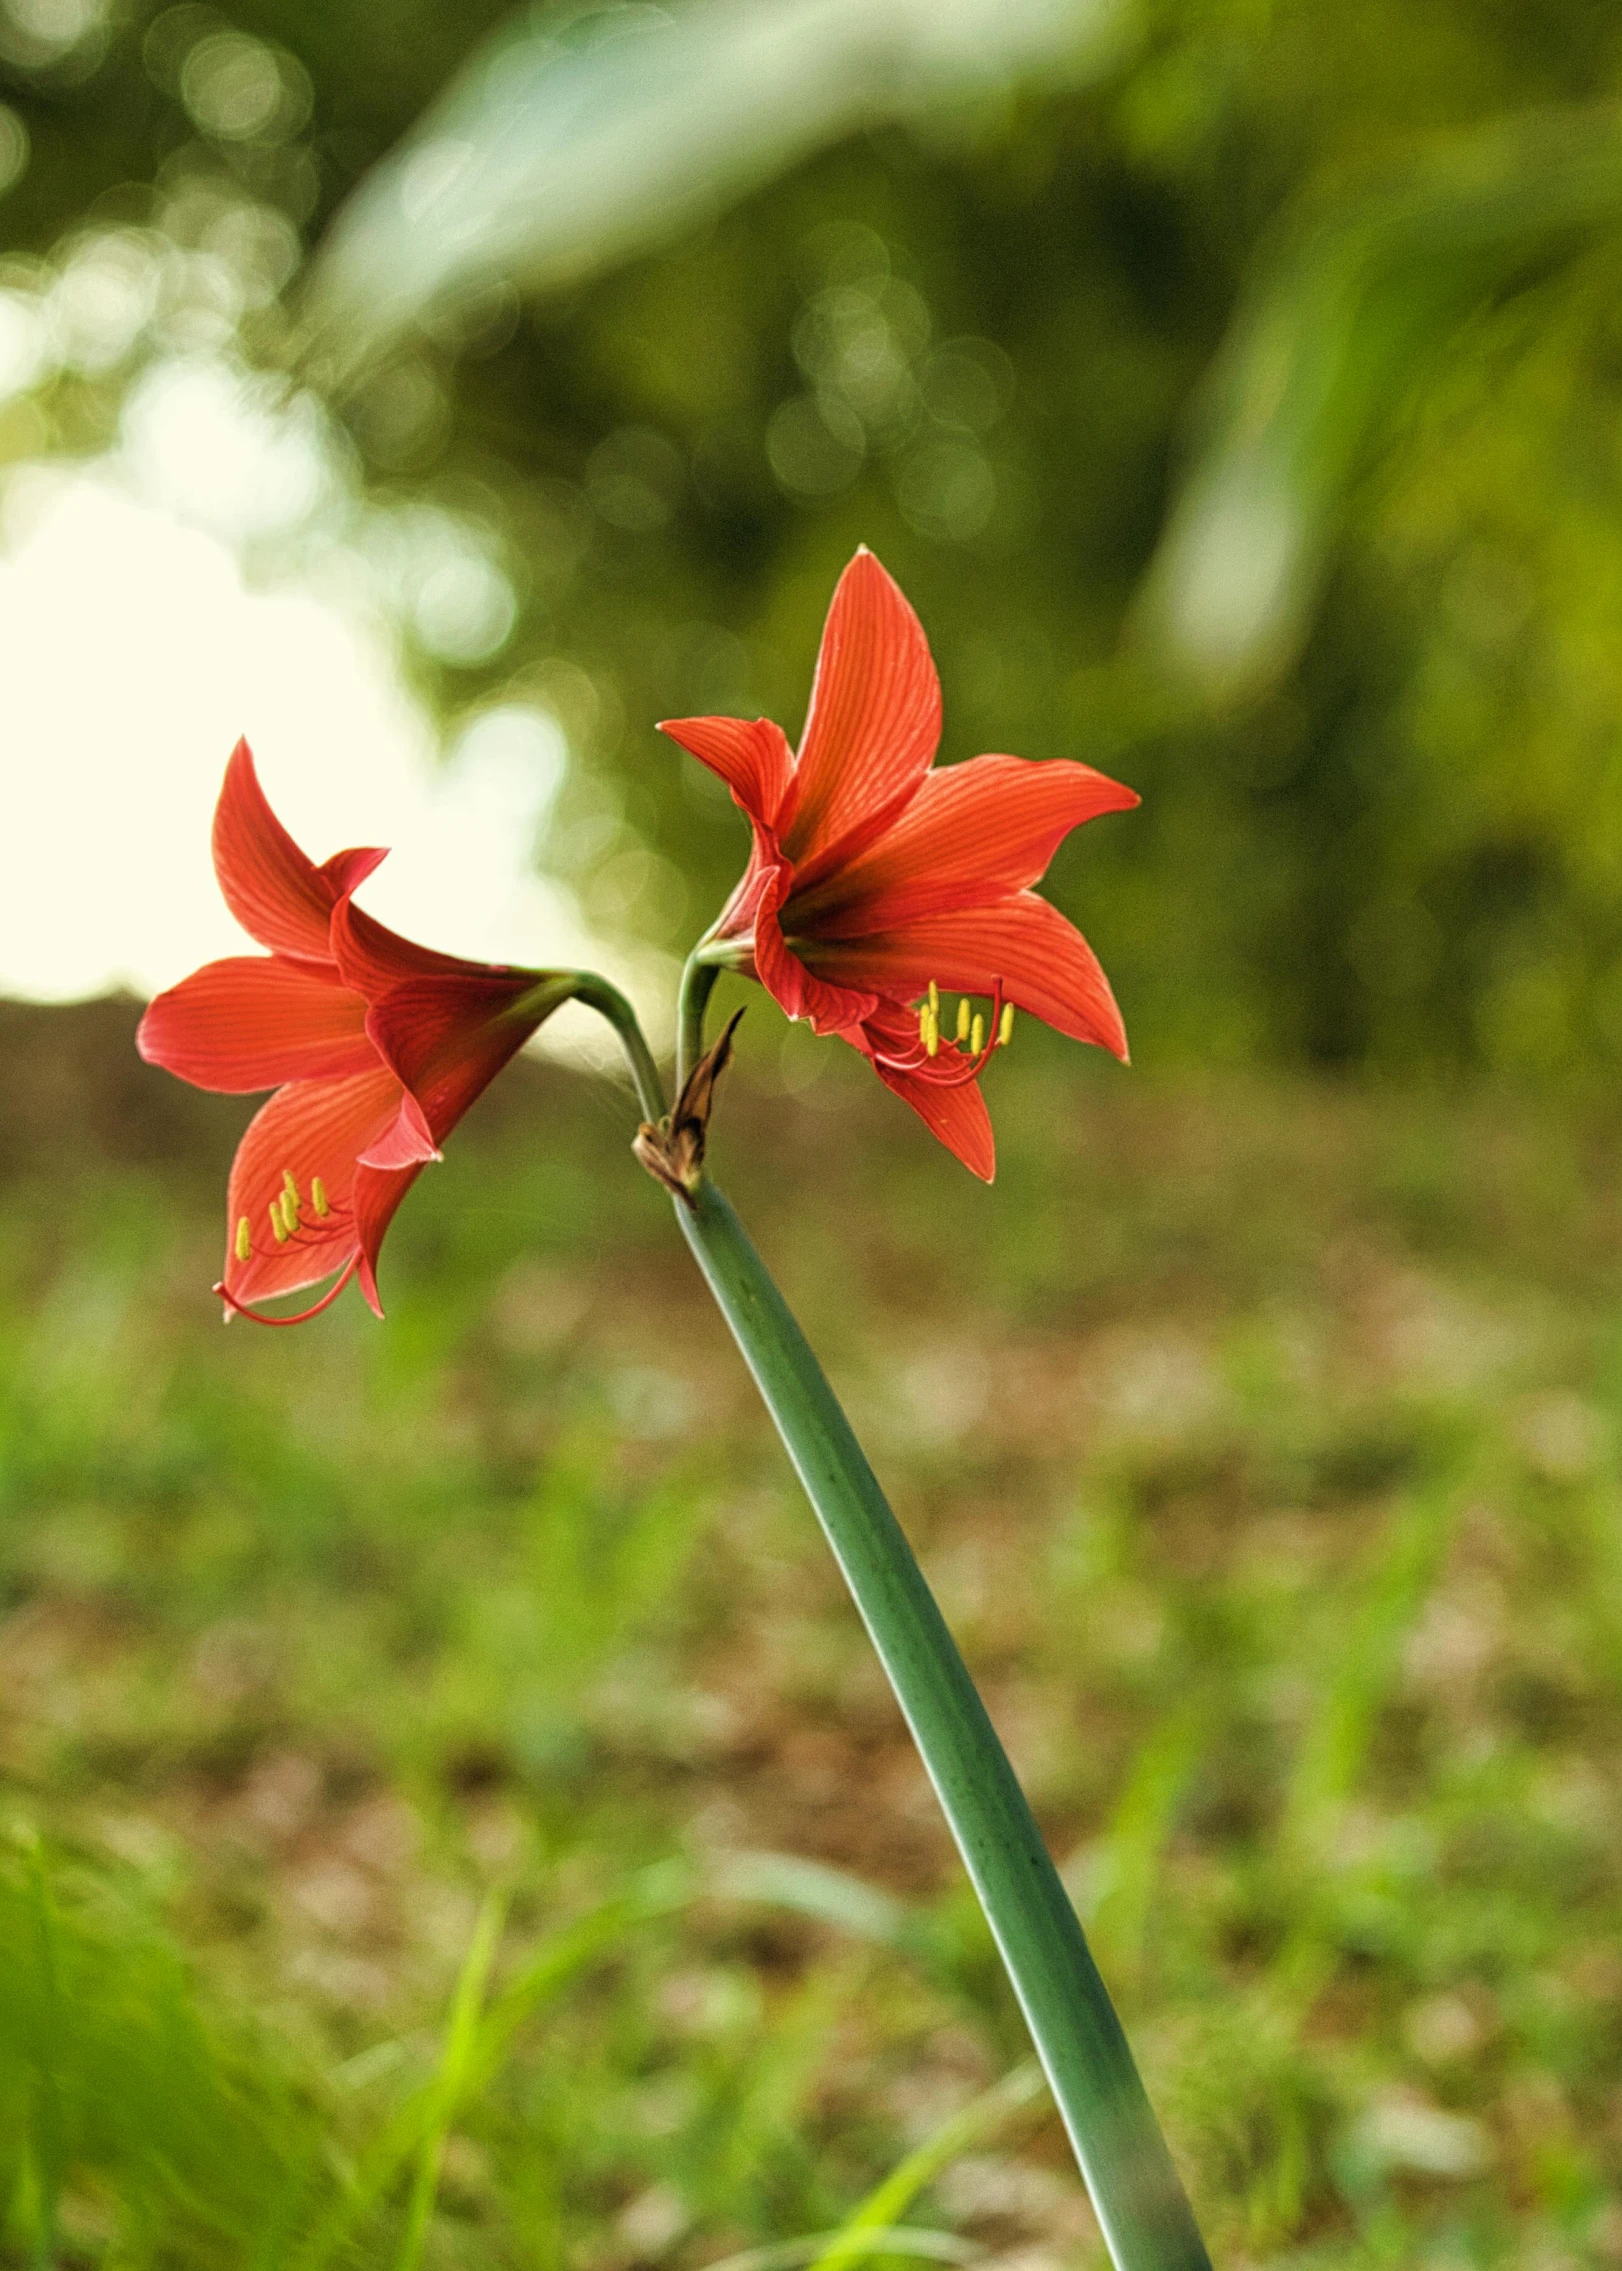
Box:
left=322, top=843, right=390, bottom=899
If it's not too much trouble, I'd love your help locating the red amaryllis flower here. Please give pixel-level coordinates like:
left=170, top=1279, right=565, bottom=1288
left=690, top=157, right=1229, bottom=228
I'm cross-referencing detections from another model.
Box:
left=137, top=739, right=568, bottom=1323
left=659, top=549, right=1137, bottom=1180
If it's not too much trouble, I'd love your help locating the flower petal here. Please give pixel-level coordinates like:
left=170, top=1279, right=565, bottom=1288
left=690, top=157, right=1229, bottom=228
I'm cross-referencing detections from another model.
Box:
left=864, top=1048, right=997, bottom=1181
left=750, top=861, right=879, bottom=1035
left=222, top=1064, right=408, bottom=1312
left=658, top=715, right=794, bottom=833
left=352, top=1164, right=422, bottom=1318
left=780, top=549, right=941, bottom=877
left=802, top=892, right=1129, bottom=1057
left=137, top=957, right=376, bottom=1093
left=785, top=755, right=1139, bottom=937
left=365, top=972, right=556, bottom=1148
left=330, top=896, right=530, bottom=998
left=212, top=739, right=385, bottom=961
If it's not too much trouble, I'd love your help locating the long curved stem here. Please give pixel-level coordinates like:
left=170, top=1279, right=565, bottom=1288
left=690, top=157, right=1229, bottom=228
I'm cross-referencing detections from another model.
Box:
left=672, top=1176, right=1211, bottom=2271
left=565, top=972, right=666, bottom=1122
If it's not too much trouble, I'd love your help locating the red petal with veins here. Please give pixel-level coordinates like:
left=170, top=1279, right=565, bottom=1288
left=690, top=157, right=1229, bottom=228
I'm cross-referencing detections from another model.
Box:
left=803, top=892, right=1129, bottom=1057
left=358, top=1092, right=441, bottom=1171
left=364, top=973, right=551, bottom=1146
left=137, top=956, right=376, bottom=1092
left=780, top=550, right=941, bottom=877
left=321, top=843, right=390, bottom=900
left=222, top=1064, right=407, bottom=1310
left=212, top=739, right=386, bottom=962
left=866, top=1051, right=996, bottom=1182
left=750, top=862, right=878, bottom=1035
left=786, top=755, right=1139, bottom=938
left=330, top=896, right=522, bottom=998
left=658, top=715, right=794, bottom=833
left=352, top=1164, right=422, bottom=1318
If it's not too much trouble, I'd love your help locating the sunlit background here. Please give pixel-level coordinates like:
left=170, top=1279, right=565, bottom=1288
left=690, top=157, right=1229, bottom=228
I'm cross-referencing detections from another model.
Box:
left=7, top=3, right=1622, bottom=2266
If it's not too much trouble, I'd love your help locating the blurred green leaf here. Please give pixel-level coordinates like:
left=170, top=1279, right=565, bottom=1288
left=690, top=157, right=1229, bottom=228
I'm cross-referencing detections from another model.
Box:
left=1139, top=102, right=1622, bottom=691
left=300, top=0, right=1129, bottom=378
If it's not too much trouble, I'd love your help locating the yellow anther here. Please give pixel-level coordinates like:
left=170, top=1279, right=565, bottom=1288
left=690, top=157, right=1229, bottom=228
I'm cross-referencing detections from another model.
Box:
left=925, top=1007, right=940, bottom=1058
left=282, top=1169, right=302, bottom=1207
left=311, top=1176, right=329, bottom=1219
left=928, top=978, right=940, bottom=1018
left=235, top=1216, right=252, bottom=1264
left=970, top=1013, right=985, bottom=1057
left=956, top=997, right=970, bottom=1043
left=918, top=1002, right=930, bottom=1048
left=269, top=1200, right=289, bottom=1245
left=281, top=1191, right=301, bottom=1237
left=998, top=1002, right=1015, bottom=1049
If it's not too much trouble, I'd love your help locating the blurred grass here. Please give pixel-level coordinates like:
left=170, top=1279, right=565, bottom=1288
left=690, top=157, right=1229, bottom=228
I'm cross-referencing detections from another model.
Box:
left=3, top=1000, right=1622, bottom=2265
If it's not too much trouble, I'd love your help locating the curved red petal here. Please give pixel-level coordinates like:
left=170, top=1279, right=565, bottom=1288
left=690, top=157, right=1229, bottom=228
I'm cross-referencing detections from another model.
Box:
left=221, top=1064, right=405, bottom=1309
left=865, top=1048, right=997, bottom=1181
left=658, top=716, right=794, bottom=833
left=780, top=550, right=941, bottom=876
left=803, top=892, right=1129, bottom=1057
left=750, top=861, right=878, bottom=1035
left=365, top=972, right=552, bottom=1146
left=137, top=957, right=376, bottom=1093
left=212, top=739, right=356, bottom=962
left=330, top=896, right=529, bottom=999
left=321, top=844, right=390, bottom=898
left=357, top=1091, right=441, bottom=1170
left=352, top=1164, right=420, bottom=1318
left=786, top=755, right=1139, bottom=939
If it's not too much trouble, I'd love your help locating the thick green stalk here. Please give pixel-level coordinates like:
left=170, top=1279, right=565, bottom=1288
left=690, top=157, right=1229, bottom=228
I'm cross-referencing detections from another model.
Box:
left=673, top=1177, right=1211, bottom=2271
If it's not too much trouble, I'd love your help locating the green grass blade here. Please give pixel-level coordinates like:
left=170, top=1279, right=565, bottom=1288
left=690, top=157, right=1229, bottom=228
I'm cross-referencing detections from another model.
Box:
left=392, top=1885, right=509, bottom=2271
left=295, top=1866, right=692, bottom=2271
left=710, top=2228, right=982, bottom=2271
left=676, top=1179, right=1211, bottom=2271
left=807, top=2063, right=1045, bottom=2271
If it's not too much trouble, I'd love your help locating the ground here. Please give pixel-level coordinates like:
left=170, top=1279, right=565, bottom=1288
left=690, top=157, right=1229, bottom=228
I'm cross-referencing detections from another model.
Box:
left=1, top=997, right=1620, bottom=2268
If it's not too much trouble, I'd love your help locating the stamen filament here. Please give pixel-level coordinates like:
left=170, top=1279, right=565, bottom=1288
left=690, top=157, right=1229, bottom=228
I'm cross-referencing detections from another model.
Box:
left=215, top=1253, right=361, bottom=1328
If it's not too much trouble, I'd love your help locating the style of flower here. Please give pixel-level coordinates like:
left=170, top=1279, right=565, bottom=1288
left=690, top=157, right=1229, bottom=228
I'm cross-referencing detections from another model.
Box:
left=137, top=739, right=567, bottom=1323
left=659, top=549, right=1137, bottom=1180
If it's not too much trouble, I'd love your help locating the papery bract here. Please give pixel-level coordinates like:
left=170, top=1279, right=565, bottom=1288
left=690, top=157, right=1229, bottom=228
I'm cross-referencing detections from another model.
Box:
left=137, top=739, right=564, bottom=1322
left=660, top=549, right=1136, bottom=1180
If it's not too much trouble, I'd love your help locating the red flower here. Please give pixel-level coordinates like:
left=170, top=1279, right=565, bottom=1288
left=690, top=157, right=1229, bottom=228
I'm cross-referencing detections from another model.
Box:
left=137, top=740, right=566, bottom=1323
left=659, top=549, right=1137, bottom=1180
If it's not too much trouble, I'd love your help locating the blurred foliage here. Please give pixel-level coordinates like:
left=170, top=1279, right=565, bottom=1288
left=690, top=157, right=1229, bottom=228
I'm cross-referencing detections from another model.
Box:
left=7, top=1, right=1622, bottom=1077
left=5, top=1008, right=1622, bottom=2260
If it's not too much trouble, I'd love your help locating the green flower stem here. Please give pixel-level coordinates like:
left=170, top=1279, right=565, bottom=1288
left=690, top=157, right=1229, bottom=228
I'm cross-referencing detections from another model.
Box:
left=675, top=953, right=715, bottom=1095
left=563, top=972, right=667, bottom=1122
left=673, top=1175, right=1211, bottom=2271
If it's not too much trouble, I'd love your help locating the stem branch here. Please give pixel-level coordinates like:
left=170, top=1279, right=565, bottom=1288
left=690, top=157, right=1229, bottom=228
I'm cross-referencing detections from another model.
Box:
left=677, top=954, right=721, bottom=1095
left=566, top=973, right=666, bottom=1122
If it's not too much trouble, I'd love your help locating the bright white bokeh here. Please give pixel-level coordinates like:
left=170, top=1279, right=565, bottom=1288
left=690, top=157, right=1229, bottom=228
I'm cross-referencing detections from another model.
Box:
left=0, top=357, right=671, bottom=1051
